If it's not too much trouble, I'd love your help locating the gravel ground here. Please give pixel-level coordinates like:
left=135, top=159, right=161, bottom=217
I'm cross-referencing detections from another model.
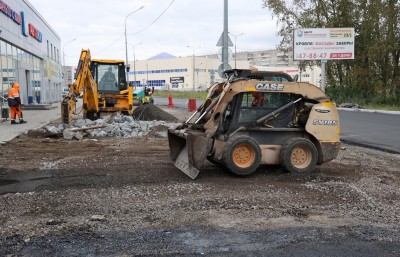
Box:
left=0, top=106, right=399, bottom=256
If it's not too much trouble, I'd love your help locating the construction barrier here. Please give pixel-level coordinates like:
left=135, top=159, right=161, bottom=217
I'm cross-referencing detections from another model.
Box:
left=168, top=95, right=174, bottom=108
left=188, top=98, right=196, bottom=112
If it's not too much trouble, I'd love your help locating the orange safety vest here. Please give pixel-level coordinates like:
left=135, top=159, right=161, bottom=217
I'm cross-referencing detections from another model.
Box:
left=8, top=83, right=20, bottom=98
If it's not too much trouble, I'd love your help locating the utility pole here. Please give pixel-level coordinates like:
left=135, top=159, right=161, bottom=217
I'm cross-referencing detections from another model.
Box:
left=216, top=0, right=233, bottom=77
left=222, top=0, right=229, bottom=71
left=128, top=42, right=142, bottom=88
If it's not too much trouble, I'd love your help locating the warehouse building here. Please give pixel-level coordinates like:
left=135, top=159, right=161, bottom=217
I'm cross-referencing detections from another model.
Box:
left=0, top=0, right=62, bottom=105
left=129, top=50, right=321, bottom=91
left=128, top=52, right=249, bottom=91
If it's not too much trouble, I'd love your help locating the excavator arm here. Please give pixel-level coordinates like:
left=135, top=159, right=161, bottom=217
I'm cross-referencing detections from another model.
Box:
left=61, top=49, right=101, bottom=124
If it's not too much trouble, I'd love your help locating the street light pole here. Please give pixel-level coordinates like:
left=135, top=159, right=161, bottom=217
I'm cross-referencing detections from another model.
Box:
left=124, top=6, right=145, bottom=81
left=187, top=46, right=201, bottom=91
left=228, top=32, right=244, bottom=69
left=62, top=38, right=77, bottom=66
left=127, top=42, right=142, bottom=87
left=146, top=63, right=149, bottom=86
left=133, top=43, right=141, bottom=88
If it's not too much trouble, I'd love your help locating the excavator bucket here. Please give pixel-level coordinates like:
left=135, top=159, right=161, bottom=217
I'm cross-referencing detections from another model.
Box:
left=168, top=128, right=213, bottom=179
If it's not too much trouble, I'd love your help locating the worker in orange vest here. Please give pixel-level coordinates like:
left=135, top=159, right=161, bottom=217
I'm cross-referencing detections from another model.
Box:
left=7, top=82, right=27, bottom=124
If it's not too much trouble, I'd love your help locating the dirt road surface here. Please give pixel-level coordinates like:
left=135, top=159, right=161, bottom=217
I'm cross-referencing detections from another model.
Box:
left=0, top=106, right=399, bottom=256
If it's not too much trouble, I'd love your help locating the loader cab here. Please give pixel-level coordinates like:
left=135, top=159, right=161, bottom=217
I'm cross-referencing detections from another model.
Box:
left=221, top=91, right=302, bottom=134
left=238, top=92, right=299, bottom=126
left=220, top=70, right=299, bottom=134
left=90, top=60, right=128, bottom=93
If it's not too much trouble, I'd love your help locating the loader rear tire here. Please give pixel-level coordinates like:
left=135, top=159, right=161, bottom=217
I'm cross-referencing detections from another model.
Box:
left=222, top=136, right=261, bottom=176
left=280, top=138, right=318, bottom=173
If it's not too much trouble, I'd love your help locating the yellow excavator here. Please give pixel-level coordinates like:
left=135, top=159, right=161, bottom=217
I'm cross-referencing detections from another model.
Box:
left=61, top=49, right=133, bottom=124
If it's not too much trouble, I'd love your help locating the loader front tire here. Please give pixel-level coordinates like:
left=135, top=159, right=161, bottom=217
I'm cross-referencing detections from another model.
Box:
left=280, top=138, right=318, bottom=173
left=222, top=136, right=261, bottom=176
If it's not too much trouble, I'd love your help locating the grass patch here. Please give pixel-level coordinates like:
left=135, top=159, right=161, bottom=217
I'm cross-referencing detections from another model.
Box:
left=363, top=104, right=400, bottom=111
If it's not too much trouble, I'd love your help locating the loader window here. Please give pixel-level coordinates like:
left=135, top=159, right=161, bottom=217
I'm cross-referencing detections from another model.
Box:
left=237, top=92, right=297, bottom=128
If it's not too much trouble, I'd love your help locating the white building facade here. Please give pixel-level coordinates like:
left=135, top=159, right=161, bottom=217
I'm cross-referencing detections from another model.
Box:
left=129, top=54, right=249, bottom=91
left=0, top=0, right=62, bottom=104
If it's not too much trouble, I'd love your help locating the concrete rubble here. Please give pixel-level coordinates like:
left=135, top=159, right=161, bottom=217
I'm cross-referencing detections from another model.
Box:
left=40, top=112, right=169, bottom=140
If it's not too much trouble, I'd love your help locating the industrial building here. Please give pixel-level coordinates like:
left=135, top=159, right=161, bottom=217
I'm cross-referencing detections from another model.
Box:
left=0, top=0, right=62, bottom=105
left=128, top=49, right=321, bottom=90
left=128, top=53, right=249, bottom=91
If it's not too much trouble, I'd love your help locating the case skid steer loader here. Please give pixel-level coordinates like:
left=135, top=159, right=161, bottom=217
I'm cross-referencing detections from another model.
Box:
left=168, top=69, right=341, bottom=179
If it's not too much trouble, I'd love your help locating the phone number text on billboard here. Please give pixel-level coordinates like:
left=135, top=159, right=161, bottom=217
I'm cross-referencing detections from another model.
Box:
left=293, top=28, right=355, bottom=60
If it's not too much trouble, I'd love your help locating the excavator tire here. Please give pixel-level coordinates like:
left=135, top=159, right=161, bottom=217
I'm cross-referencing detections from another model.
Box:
left=222, top=135, right=261, bottom=176
left=280, top=137, right=318, bottom=173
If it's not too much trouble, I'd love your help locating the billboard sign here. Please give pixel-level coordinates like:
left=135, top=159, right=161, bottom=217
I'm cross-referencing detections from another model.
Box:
left=170, top=77, right=184, bottom=83
left=170, top=76, right=184, bottom=88
left=293, top=28, right=354, bottom=60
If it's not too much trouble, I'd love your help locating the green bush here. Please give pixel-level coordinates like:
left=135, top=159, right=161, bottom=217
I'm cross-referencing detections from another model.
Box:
left=327, top=86, right=400, bottom=110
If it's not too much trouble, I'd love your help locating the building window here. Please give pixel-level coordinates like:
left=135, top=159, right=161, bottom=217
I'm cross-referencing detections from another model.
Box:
left=134, top=68, right=187, bottom=75
left=148, top=80, right=165, bottom=87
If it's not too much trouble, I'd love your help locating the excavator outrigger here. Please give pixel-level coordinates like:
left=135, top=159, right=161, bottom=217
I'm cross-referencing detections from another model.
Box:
left=61, top=49, right=133, bottom=124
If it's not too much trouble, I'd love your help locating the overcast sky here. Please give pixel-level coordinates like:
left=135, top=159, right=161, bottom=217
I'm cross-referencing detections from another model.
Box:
left=28, top=0, right=281, bottom=66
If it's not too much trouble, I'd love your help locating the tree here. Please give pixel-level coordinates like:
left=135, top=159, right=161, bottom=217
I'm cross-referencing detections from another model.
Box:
left=263, top=0, right=400, bottom=104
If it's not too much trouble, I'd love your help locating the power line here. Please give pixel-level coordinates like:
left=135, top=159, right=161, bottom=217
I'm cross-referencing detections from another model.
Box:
left=94, top=33, right=124, bottom=55
left=128, top=0, right=175, bottom=35
left=94, top=0, right=175, bottom=55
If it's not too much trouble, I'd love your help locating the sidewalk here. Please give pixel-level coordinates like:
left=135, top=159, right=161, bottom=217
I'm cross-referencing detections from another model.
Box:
left=0, top=103, right=61, bottom=143
left=338, top=107, right=400, bottom=115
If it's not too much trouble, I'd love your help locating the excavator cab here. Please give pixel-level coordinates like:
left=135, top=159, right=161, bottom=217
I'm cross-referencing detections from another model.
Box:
left=91, top=61, right=128, bottom=92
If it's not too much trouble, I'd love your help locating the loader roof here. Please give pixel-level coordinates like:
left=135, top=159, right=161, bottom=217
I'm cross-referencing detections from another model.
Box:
left=224, top=69, right=294, bottom=82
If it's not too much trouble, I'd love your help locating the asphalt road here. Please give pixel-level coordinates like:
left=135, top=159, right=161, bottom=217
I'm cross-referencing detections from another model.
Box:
left=154, top=97, right=400, bottom=153
left=339, top=110, right=400, bottom=154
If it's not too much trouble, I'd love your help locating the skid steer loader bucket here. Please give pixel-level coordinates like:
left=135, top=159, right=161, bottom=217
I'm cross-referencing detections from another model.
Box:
left=168, top=128, right=213, bottom=179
